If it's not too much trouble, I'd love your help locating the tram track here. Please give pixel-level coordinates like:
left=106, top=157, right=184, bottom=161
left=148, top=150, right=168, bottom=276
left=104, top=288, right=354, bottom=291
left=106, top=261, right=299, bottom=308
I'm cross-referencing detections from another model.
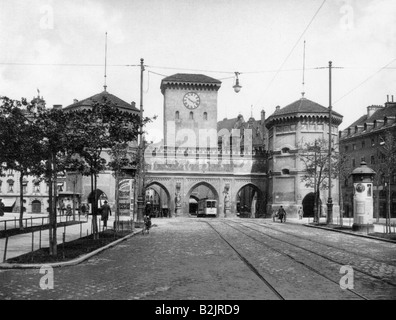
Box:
left=218, top=220, right=370, bottom=300
left=234, top=220, right=396, bottom=288
left=250, top=220, right=396, bottom=266
left=203, top=221, right=285, bottom=300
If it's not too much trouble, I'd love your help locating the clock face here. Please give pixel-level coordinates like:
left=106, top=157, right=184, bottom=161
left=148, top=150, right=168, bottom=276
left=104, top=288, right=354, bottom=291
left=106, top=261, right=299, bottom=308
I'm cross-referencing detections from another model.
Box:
left=183, top=92, right=200, bottom=109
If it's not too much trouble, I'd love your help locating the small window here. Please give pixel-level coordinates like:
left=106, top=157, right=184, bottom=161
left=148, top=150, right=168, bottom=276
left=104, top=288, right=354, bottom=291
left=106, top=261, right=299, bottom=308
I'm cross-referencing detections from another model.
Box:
left=352, top=158, right=356, bottom=167
left=189, top=111, right=194, bottom=120
left=352, top=144, right=356, bottom=150
left=362, top=140, right=365, bottom=149
left=361, top=156, right=366, bottom=163
left=175, top=111, right=180, bottom=120
left=345, top=146, right=349, bottom=152
left=203, top=112, right=207, bottom=120
left=281, top=147, right=290, bottom=154
left=370, top=155, right=375, bottom=165
left=282, top=169, right=290, bottom=175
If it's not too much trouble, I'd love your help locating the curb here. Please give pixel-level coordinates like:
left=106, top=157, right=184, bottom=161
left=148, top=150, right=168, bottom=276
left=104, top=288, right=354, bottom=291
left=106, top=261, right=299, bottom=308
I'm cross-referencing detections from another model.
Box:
left=0, top=229, right=143, bottom=270
left=303, top=223, right=396, bottom=244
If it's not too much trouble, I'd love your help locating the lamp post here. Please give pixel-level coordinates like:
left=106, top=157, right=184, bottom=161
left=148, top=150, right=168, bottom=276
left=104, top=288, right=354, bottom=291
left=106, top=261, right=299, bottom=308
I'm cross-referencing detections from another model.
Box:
left=327, top=61, right=333, bottom=224
left=136, top=58, right=146, bottom=223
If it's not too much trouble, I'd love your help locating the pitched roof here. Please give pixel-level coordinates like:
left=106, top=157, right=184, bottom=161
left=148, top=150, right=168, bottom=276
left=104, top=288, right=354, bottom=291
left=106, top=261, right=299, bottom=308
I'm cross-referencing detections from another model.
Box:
left=274, top=98, right=342, bottom=117
left=340, top=102, right=396, bottom=140
left=160, top=73, right=221, bottom=93
left=265, top=97, right=343, bottom=128
left=63, top=91, right=139, bottom=113
left=162, top=73, right=221, bottom=84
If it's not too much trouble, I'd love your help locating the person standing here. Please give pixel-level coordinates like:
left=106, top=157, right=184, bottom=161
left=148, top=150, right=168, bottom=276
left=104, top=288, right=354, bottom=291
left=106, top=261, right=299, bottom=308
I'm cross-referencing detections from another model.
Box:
left=100, top=201, right=112, bottom=229
left=298, top=207, right=303, bottom=220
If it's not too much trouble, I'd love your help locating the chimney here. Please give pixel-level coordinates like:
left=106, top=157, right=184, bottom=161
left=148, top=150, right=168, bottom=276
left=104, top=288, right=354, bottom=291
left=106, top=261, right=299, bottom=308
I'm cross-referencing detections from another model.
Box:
left=73, top=99, right=78, bottom=104
left=53, top=104, right=62, bottom=110
left=275, top=105, right=280, bottom=112
left=261, top=109, right=265, bottom=124
left=367, top=105, right=383, bottom=118
left=131, top=101, right=136, bottom=109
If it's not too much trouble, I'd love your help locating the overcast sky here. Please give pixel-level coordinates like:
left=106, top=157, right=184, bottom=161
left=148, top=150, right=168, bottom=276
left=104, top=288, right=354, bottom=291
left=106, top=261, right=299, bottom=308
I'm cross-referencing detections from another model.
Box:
left=1, top=0, right=395, bottom=143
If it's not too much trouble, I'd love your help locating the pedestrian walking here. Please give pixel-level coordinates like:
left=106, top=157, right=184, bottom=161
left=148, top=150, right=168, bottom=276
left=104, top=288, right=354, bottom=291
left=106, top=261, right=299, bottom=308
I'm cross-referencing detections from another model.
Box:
left=143, top=213, right=152, bottom=235
left=0, top=199, right=4, bottom=217
left=277, top=206, right=286, bottom=223
left=100, top=201, right=112, bottom=228
left=298, top=207, right=303, bottom=220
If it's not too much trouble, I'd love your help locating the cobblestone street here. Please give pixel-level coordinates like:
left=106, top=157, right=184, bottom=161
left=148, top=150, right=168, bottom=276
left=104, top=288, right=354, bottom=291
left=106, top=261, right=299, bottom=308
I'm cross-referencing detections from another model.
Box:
left=0, top=218, right=395, bottom=300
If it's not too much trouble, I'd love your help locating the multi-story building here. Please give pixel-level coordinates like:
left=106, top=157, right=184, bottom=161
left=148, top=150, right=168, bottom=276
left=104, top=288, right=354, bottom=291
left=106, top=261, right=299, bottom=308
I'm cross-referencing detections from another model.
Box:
left=339, top=96, right=396, bottom=218
left=265, top=96, right=343, bottom=218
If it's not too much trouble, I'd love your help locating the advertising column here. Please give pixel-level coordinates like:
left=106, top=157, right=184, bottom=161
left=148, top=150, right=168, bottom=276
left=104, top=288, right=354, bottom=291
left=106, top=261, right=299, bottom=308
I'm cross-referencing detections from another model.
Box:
left=118, top=178, right=134, bottom=230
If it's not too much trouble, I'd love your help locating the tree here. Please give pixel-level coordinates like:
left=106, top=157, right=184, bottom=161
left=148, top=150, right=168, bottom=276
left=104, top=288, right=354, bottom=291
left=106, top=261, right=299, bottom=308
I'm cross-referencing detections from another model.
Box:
left=0, top=97, right=45, bottom=230
left=67, top=98, right=141, bottom=239
left=377, top=130, right=396, bottom=233
left=334, top=151, right=352, bottom=226
left=299, top=138, right=338, bottom=223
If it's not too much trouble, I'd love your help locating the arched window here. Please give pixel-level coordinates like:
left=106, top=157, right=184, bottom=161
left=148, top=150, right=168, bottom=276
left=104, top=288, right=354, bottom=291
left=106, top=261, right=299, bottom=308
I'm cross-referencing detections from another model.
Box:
left=175, top=111, right=179, bottom=120
left=203, top=112, right=207, bottom=120
left=189, top=111, right=194, bottom=120
left=281, top=147, right=290, bottom=154
left=282, top=169, right=290, bottom=175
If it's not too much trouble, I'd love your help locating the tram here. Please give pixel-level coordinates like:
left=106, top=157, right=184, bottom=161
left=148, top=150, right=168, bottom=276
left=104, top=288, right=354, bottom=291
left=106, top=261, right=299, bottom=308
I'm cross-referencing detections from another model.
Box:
left=197, top=198, right=217, bottom=217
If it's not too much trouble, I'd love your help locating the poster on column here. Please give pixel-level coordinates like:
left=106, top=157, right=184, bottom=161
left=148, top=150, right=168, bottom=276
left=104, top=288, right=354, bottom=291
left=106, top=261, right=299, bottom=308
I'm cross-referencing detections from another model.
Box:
left=119, top=179, right=134, bottom=216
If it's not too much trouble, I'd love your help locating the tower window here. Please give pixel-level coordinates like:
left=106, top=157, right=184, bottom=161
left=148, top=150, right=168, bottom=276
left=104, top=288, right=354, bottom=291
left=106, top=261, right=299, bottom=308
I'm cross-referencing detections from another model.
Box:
left=282, top=169, right=290, bottom=175
left=203, top=112, right=207, bottom=120
left=189, top=111, right=194, bottom=120
left=175, top=111, right=179, bottom=120
left=281, top=147, right=290, bottom=154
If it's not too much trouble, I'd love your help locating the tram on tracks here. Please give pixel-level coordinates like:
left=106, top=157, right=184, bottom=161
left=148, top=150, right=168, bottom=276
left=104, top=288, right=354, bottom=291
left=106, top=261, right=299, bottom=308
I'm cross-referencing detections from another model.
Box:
left=197, top=198, right=217, bottom=217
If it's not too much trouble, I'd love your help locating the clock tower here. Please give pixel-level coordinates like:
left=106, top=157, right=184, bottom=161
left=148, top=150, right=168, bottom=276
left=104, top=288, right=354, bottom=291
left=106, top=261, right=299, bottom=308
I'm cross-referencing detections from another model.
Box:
left=160, top=74, right=222, bottom=149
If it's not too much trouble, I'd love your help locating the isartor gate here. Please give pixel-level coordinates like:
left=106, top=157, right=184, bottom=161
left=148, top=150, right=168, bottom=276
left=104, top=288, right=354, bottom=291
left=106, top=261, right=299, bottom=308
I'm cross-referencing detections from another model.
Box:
left=144, top=147, right=268, bottom=218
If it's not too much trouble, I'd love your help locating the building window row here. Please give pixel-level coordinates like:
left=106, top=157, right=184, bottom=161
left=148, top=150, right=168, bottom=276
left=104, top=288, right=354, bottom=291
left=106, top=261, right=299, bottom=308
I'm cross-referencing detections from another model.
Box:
left=175, top=111, right=208, bottom=121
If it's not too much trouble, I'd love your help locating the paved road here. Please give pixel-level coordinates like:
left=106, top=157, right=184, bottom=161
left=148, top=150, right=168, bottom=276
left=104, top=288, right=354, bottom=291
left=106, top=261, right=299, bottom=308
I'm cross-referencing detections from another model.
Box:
left=0, top=218, right=395, bottom=300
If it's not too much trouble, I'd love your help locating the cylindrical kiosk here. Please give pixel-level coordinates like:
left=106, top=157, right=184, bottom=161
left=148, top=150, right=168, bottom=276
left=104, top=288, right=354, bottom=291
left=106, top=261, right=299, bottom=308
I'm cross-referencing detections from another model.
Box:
left=350, top=161, right=376, bottom=232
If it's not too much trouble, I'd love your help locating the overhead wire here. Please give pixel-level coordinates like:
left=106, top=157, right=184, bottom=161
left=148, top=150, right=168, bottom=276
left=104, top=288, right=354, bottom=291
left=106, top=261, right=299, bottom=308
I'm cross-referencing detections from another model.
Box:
left=333, top=57, right=396, bottom=104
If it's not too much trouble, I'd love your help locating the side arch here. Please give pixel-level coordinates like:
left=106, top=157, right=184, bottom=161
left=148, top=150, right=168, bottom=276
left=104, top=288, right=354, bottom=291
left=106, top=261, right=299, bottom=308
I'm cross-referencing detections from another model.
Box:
left=235, top=183, right=263, bottom=218
left=185, top=181, right=220, bottom=216
left=145, top=181, right=172, bottom=217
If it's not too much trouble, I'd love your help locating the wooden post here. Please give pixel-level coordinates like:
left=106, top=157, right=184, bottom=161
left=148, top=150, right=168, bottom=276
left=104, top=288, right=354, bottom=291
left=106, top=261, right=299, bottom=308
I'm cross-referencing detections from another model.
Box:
left=39, top=227, right=42, bottom=249
left=31, top=217, right=33, bottom=228
left=4, top=221, right=6, bottom=232
left=3, top=236, right=8, bottom=262
left=14, top=217, right=16, bottom=229
left=80, top=222, right=82, bottom=238
left=62, top=232, right=65, bottom=259
left=31, top=230, right=34, bottom=252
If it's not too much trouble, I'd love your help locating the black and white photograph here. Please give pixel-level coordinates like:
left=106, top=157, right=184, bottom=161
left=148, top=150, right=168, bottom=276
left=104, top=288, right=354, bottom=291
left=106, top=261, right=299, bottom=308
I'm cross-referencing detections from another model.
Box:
left=0, top=0, right=395, bottom=306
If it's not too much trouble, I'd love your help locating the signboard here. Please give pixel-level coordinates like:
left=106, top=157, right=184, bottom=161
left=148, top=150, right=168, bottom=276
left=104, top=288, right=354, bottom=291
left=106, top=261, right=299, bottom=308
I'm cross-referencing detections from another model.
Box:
left=118, top=179, right=134, bottom=216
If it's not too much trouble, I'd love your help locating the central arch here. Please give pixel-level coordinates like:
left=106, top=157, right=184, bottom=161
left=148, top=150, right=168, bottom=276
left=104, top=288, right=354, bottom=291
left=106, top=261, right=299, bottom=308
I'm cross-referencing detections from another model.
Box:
left=186, top=181, right=220, bottom=217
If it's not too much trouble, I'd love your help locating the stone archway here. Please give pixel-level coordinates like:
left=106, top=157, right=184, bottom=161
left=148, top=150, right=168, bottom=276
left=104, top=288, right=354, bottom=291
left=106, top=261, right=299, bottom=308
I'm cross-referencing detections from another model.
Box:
left=302, top=192, right=322, bottom=217
left=186, top=181, right=220, bottom=217
left=146, top=181, right=172, bottom=218
left=236, top=183, right=263, bottom=218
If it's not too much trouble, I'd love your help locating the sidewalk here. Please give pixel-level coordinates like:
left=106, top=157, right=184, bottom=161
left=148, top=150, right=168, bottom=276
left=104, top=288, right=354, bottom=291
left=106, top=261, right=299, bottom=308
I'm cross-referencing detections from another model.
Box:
left=0, top=214, right=116, bottom=261
left=283, top=216, right=396, bottom=233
